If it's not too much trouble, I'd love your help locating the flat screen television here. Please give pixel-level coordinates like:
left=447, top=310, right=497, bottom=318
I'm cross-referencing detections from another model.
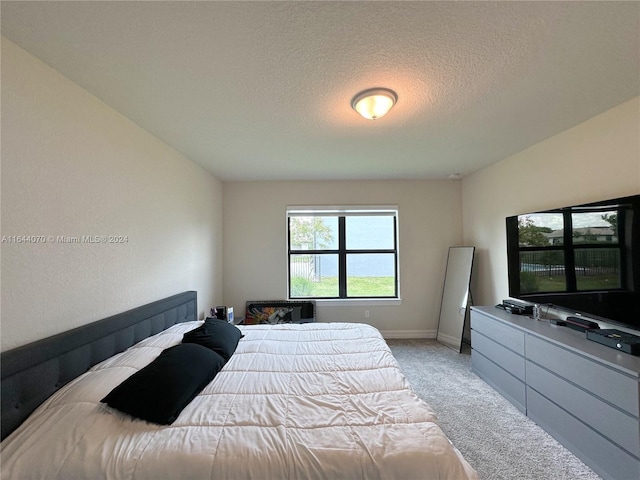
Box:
left=506, top=194, right=640, bottom=332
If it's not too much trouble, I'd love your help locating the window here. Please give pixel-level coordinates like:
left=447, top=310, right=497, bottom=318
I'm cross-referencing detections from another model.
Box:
left=287, top=206, right=399, bottom=299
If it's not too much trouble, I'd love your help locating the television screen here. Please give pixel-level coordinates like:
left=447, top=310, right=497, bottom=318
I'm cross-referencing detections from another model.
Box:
left=506, top=195, right=640, bottom=331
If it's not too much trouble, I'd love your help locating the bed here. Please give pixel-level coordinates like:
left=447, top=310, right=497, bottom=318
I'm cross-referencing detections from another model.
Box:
left=1, top=291, right=477, bottom=479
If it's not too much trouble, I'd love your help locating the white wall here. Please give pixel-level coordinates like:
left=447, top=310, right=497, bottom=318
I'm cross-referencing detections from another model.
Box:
left=462, top=97, right=640, bottom=308
left=4, top=35, right=636, bottom=348
left=222, top=180, right=463, bottom=337
left=1, top=38, right=224, bottom=351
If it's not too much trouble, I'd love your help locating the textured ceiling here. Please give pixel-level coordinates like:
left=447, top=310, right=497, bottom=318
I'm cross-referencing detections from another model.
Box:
left=2, top=1, right=639, bottom=181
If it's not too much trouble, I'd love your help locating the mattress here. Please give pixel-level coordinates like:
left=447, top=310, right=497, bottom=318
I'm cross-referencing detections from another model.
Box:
left=1, top=321, right=477, bottom=479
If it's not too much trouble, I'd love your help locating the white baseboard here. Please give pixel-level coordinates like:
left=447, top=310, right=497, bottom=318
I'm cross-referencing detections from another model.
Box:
left=380, top=329, right=436, bottom=339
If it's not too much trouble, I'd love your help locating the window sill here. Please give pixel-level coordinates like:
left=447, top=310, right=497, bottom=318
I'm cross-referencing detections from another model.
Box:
left=314, top=298, right=402, bottom=307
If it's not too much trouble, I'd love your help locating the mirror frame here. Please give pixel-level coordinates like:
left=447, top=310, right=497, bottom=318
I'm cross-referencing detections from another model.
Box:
left=436, top=246, right=475, bottom=352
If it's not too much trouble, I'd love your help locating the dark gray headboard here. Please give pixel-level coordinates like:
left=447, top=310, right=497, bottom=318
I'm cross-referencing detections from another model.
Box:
left=1, top=291, right=197, bottom=441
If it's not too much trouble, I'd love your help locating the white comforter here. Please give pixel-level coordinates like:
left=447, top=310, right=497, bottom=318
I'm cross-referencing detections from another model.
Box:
left=1, top=322, right=477, bottom=480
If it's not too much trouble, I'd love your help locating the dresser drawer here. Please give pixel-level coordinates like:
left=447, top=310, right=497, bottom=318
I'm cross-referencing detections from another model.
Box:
left=471, top=350, right=526, bottom=413
left=527, top=360, right=639, bottom=457
left=472, top=330, right=525, bottom=380
left=527, top=387, right=640, bottom=480
left=471, top=311, right=525, bottom=355
left=526, top=335, right=639, bottom=416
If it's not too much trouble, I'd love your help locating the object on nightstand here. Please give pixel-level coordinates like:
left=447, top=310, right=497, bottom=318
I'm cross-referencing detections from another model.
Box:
left=212, top=306, right=234, bottom=323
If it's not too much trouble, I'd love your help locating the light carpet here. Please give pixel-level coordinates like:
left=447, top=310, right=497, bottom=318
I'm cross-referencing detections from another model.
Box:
left=387, top=339, right=602, bottom=480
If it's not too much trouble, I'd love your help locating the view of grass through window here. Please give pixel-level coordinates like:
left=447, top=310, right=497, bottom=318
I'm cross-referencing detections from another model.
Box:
left=291, top=274, right=395, bottom=297
left=289, top=212, right=397, bottom=298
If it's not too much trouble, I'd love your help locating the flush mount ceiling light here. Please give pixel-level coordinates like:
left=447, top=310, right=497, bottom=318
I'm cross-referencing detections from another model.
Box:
left=351, top=88, right=398, bottom=120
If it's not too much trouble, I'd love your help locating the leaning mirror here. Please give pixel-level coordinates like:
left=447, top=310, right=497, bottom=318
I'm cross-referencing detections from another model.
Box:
left=436, top=246, right=475, bottom=352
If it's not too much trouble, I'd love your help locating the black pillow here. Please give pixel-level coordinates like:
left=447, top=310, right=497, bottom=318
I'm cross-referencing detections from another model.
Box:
left=182, top=317, right=243, bottom=361
left=101, top=343, right=225, bottom=425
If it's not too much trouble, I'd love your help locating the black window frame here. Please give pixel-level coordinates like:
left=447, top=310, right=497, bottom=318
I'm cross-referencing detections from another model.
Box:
left=287, top=209, right=399, bottom=300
